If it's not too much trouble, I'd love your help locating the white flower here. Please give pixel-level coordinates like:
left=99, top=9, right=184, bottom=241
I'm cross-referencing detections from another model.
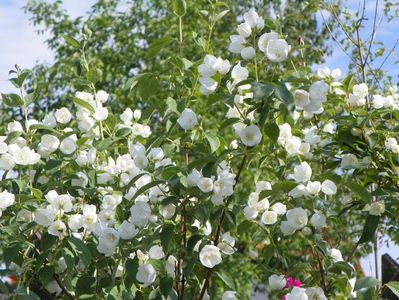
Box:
left=94, top=105, right=109, bottom=121
left=369, top=201, right=385, bottom=216
left=0, top=153, right=15, bottom=170
left=294, top=90, right=310, bottom=108
left=133, top=109, right=141, bottom=120
left=317, top=66, right=331, bottom=78
left=292, top=162, right=312, bottom=183
left=231, top=63, right=249, bottom=83
left=0, top=190, right=15, bottom=211
left=197, top=177, right=214, bottom=193
left=286, top=287, right=308, bottom=300
left=187, top=168, right=202, bottom=186
left=118, top=220, right=139, bottom=239
left=177, top=108, right=198, bottom=130
left=136, top=264, right=156, bottom=287
left=271, top=202, right=287, bottom=215
left=217, top=232, right=236, bottom=255
left=323, top=122, right=335, bottom=134
left=289, top=184, right=308, bottom=198
left=165, top=255, right=177, bottom=278
left=372, top=95, right=385, bottom=109
left=228, top=35, right=245, bottom=54
left=306, top=287, right=327, bottom=300
left=199, top=245, right=222, bottom=268
left=385, top=138, right=399, bottom=153
left=258, top=32, right=279, bottom=53
left=237, top=125, right=262, bottom=146
left=353, top=83, right=368, bottom=98
left=39, top=134, right=60, bottom=153
left=8, top=144, right=40, bottom=165
left=130, top=201, right=151, bottom=227
left=34, top=207, right=55, bottom=226
left=199, top=77, right=218, bottom=95
left=341, top=153, right=358, bottom=168
left=222, top=291, right=237, bottom=300
left=99, top=228, right=120, bottom=249
left=7, top=121, right=24, bottom=133
left=306, top=181, right=321, bottom=195
left=120, top=108, right=133, bottom=124
left=268, top=274, right=286, bottom=290
left=149, top=245, right=165, bottom=259
left=60, top=135, right=77, bottom=155
left=241, top=47, right=255, bottom=60
left=68, top=214, right=84, bottom=231
left=310, top=212, right=327, bottom=229
left=329, top=248, right=343, bottom=262
left=96, top=90, right=109, bottom=103
left=266, top=39, right=290, bottom=62
left=244, top=9, right=264, bottom=29
left=286, top=207, right=308, bottom=229
left=331, top=68, right=342, bottom=79
left=321, top=180, right=337, bottom=195
left=261, top=210, right=278, bottom=225
left=236, top=22, right=251, bottom=37
left=55, top=107, right=72, bottom=124
left=48, top=220, right=67, bottom=238
left=160, top=203, right=176, bottom=219
left=244, top=206, right=258, bottom=219
left=49, top=194, right=74, bottom=213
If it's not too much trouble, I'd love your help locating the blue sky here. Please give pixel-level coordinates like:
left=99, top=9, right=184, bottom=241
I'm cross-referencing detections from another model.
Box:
left=0, top=0, right=398, bottom=278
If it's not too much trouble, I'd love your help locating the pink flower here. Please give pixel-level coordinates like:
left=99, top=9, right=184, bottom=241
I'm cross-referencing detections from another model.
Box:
left=285, top=277, right=302, bottom=288
left=281, top=297, right=287, bottom=300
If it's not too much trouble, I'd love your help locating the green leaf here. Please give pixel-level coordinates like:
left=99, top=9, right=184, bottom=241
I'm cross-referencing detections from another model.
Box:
left=131, top=180, right=165, bottom=201
left=252, top=82, right=274, bottom=100
left=76, top=274, right=96, bottom=295
left=216, top=270, right=236, bottom=289
left=148, top=36, right=174, bottom=58
left=125, top=258, right=139, bottom=281
left=172, top=0, right=186, bottom=16
left=330, top=261, right=355, bottom=277
left=68, top=236, right=92, bottom=267
left=166, top=97, right=179, bottom=114
left=214, top=10, right=229, bottom=21
left=115, top=127, right=131, bottom=138
left=205, top=133, right=220, bottom=153
left=194, top=206, right=209, bottom=225
left=96, top=138, right=114, bottom=151
left=29, top=124, right=59, bottom=134
left=87, top=68, right=103, bottom=83
left=160, top=224, right=174, bottom=251
left=264, top=122, right=279, bottom=143
left=1, top=93, right=24, bottom=107
left=63, top=35, right=81, bottom=48
left=354, top=276, right=381, bottom=291
left=218, top=118, right=241, bottom=132
left=137, top=73, right=159, bottom=100
left=385, top=281, right=399, bottom=297
left=126, top=173, right=148, bottom=190
left=160, top=277, right=173, bottom=297
left=3, top=244, right=20, bottom=267
left=44, top=159, right=63, bottom=170
left=187, top=234, right=203, bottom=252
left=358, top=215, right=379, bottom=244
left=73, top=97, right=95, bottom=114
left=10, top=69, right=31, bottom=88
left=345, top=180, right=371, bottom=201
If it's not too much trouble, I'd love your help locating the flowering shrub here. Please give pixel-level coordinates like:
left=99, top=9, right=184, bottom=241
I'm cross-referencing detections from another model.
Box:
left=1, top=3, right=399, bottom=300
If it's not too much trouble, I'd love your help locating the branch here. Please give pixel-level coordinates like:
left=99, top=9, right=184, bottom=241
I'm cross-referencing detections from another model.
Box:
left=198, top=153, right=247, bottom=299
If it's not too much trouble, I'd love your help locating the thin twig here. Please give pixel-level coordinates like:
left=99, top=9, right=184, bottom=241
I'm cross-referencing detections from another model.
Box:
left=198, top=154, right=247, bottom=299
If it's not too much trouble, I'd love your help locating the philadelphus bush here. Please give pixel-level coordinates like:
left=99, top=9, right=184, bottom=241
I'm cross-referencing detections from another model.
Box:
left=1, top=4, right=399, bottom=300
